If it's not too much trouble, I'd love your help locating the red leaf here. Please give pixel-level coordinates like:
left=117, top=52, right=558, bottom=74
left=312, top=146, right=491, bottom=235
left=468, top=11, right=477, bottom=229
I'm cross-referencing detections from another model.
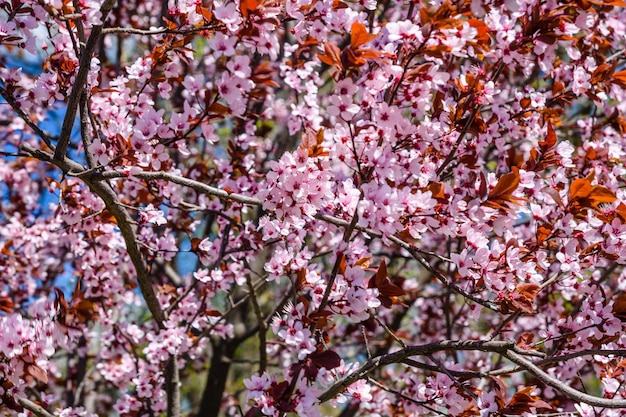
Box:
left=538, top=122, right=556, bottom=151
left=467, top=18, right=490, bottom=45
left=209, top=102, right=230, bottom=115
left=511, top=283, right=540, bottom=314
left=569, top=178, right=593, bottom=200
left=613, top=293, right=626, bottom=321
left=501, top=386, right=552, bottom=414
left=239, top=0, right=259, bottom=19
left=483, top=169, right=525, bottom=210
left=26, top=363, right=49, bottom=384
left=318, top=42, right=343, bottom=70
left=0, top=296, right=14, bottom=313
left=350, top=21, right=377, bottom=49
left=536, top=222, right=553, bottom=245
left=369, top=260, right=406, bottom=307
left=372, top=258, right=388, bottom=289
left=612, top=69, right=626, bottom=88
left=310, top=349, right=341, bottom=370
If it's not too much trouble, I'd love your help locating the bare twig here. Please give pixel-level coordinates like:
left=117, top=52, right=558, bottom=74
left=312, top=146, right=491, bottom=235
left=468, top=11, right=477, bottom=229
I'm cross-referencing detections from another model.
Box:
left=102, top=25, right=219, bottom=35
left=246, top=273, right=268, bottom=374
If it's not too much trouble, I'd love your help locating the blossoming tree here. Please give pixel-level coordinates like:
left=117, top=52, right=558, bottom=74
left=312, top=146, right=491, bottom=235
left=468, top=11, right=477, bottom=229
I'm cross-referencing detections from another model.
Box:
left=2, top=0, right=626, bottom=416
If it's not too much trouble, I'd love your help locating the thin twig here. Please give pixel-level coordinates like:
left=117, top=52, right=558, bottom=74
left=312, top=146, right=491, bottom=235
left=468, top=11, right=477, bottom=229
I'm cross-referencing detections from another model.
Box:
left=102, top=25, right=219, bottom=35
left=246, top=272, right=268, bottom=374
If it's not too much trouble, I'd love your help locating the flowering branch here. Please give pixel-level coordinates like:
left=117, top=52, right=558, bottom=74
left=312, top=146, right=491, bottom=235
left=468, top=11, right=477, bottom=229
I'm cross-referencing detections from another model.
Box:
left=318, top=340, right=518, bottom=402
left=319, top=340, right=626, bottom=409
left=504, top=350, right=626, bottom=408
left=21, top=145, right=166, bottom=328
left=53, top=0, right=116, bottom=160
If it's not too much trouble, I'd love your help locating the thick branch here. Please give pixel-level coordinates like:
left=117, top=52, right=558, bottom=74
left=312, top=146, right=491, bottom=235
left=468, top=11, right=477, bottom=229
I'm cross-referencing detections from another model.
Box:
left=165, top=355, right=180, bottom=417
left=318, top=340, right=515, bottom=402
left=319, top=340, right=626, bottom=409
left=21, top=145, right=166, bottom=328
left=504, top=350, right=626, bottom=408
left=54, top=0, right=116, bottom=160
left=17, top=398, right=55, bottom=417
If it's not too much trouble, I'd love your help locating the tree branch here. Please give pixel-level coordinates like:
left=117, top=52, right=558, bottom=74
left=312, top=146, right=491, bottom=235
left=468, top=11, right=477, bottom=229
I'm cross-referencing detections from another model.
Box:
left=504, top=350, right=626, bottom=408
left=165, top=354, right=180, bottom=417
left=102, top=24, right=218, bottom=35
left=93, top=169, right=500, bottom=310
left=318, top=340, right=515, bottom=402
left=21, top=145, right=166, bottom=328
left=318, top=339, right=626, bottom=409
left=17, top=398, right=55, bottom=417
left=53, top=0, right=116, bottom=160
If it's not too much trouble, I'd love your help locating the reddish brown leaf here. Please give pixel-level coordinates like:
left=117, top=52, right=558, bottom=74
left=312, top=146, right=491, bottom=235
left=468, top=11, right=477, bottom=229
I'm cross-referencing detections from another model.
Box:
left=209, top=102, right=230, bottom=115
left=612, top=293, right=626, bottom=321
left=372, top=258, right=388, bottom=289
left=478, top=171, right=488, bottom=199
left=369, top=260, right=406, bottom=307
left=569, top=178, right=593, bottom=200
left=205, top=309, right=222, bottom=317
left=517, top=332, right=535, bottom=349
left=300, top=127, right=328, bottom=157
left=318, top=42, right=343, bottom=70
left=239, top=0, right=259, bottom=19
left=501, top=386, right=552, bottom=414
left=510, top=283, right=540, bottom=314
left=588, top=186, right=618, bottom=205
left=483, top=169, right=525, bottom=210
left=536, top=222, right=552, bottom=245
left=467, top=18, right=490, bottom=45
left=350, top=21, right=377, bottom=49
left=542, top=186, right=564, bottom=208
left=612, top=69, right=626, bottom=88
left=26, top=363, right=48, bottom=384
left=197, top=6, right=212, bottom=22
left=0, top=296, right=14, bottom=313
left=354, top=257, right=371, bottom=268
left=427, top=182, right=446, bottom=200
left=190, top=237, right=202, bottom=251
left=568, top=176, right=617, bottom=216
left=539, top=122, right=556, bottom=150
